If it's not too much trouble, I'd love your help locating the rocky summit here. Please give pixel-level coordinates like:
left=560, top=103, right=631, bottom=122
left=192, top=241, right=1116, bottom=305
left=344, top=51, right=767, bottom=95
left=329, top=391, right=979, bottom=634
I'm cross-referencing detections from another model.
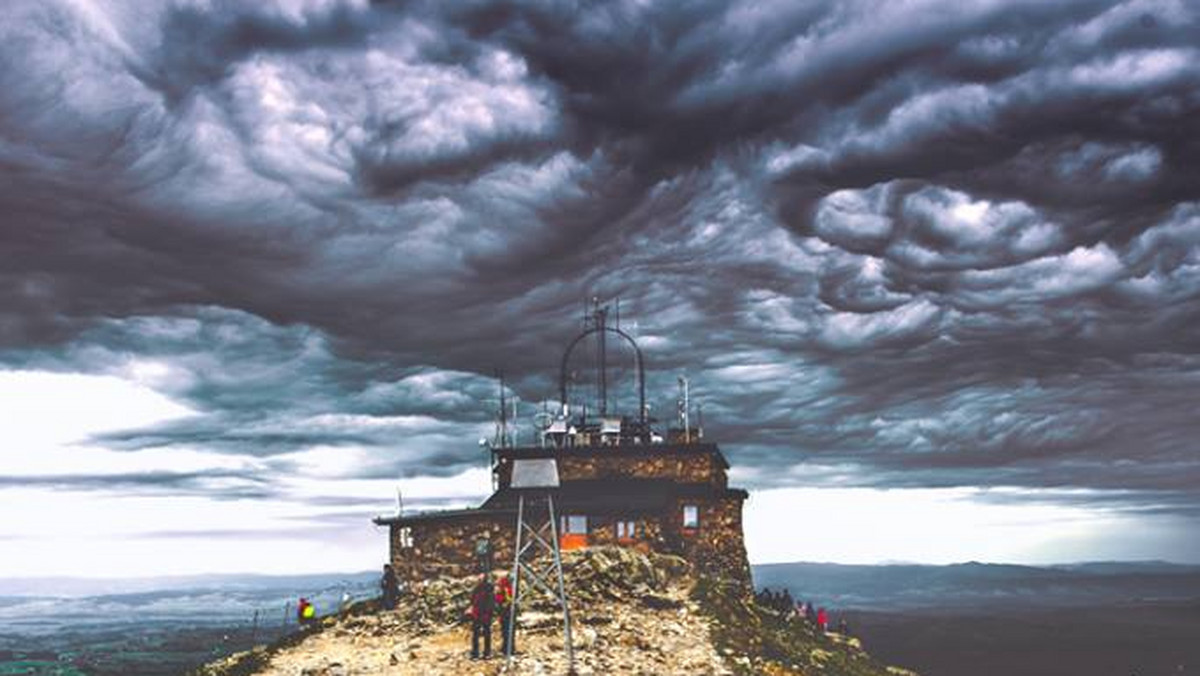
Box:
left=194, top=548, right=916, bottom=676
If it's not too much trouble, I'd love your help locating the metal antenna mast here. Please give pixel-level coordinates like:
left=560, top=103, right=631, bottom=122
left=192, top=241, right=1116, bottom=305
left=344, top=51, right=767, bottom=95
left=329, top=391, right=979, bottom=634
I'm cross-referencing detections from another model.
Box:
left=678, top=375, right=690, bottom=444
left=559, top=299, right=648, bottom=433
left=507, top=459, right=574, bottom=672
left=597, top=303, right=608, bottom=417
left=495, top=371, right=509, bottom=449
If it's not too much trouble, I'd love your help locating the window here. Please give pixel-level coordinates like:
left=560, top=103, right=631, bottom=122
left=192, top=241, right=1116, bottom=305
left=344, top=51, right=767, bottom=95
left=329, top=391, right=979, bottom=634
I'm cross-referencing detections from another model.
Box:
left=615, top=520, right=638, bottom=539
left=398, top=526, right=414, bottom=549
left=682, top=504, right=699, bottom=529
left=560, top=515, right=588, bottom=535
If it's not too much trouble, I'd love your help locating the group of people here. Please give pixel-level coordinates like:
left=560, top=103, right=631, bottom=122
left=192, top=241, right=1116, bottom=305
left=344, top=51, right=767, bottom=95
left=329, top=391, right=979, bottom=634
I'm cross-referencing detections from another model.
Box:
left=467, top=573, right=516, bottom=660
left=379, top=562, right=517, bottom=660
left=756, top=587, right=851, bottom=636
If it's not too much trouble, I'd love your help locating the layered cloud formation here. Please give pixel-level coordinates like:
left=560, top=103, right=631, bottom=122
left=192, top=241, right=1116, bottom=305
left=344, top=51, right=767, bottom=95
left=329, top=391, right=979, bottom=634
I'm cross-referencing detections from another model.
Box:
left=2, top=0, right=1200, bottom=566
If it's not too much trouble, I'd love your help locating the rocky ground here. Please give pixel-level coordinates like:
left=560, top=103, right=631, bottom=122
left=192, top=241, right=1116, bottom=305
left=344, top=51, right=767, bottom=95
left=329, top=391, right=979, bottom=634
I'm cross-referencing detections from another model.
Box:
left=194, top=548, right=915, bottom=676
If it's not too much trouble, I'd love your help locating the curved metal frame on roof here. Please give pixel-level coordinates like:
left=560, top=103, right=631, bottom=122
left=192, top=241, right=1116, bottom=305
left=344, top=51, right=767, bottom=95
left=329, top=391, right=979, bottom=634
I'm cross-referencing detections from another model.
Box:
left=559, top=324, right=647, bottom=424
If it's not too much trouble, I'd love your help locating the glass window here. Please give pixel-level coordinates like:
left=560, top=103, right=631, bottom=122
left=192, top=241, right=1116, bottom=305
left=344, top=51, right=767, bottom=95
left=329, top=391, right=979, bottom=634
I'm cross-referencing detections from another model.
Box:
left=616, top=520, right=637, bottom=539
left=398, top=527, right=414, bottom=549
left=682, top=504, right=699, bottom=529
left=561, top=515, right=588, bottom=534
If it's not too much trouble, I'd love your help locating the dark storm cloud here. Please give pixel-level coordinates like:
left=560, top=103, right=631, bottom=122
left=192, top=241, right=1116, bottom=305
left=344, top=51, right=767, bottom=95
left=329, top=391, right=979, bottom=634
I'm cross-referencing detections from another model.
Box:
left=2, top=0, right=1199, bottom=522
left=0, top=469, right=271, bottom=499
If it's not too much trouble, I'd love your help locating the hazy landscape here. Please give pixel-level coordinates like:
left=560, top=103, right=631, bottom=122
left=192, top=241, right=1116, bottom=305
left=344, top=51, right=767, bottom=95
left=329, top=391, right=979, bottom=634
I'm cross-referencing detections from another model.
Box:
left=757, top=561, right=1200, bottom=676
left=3, top=562, right=1197, bottom=675
left=0, top=573, right=376, bottom=675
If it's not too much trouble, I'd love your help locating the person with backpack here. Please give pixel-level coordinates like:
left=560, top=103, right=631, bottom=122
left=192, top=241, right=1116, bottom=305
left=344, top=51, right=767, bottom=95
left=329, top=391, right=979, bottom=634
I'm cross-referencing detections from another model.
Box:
left=817, top=607, right=828, bottom=633
left=468, top=574, right=495, bottom=659
left=297, top=597, right=316, bottom=626
left=495, top=575, right=516, bottom=656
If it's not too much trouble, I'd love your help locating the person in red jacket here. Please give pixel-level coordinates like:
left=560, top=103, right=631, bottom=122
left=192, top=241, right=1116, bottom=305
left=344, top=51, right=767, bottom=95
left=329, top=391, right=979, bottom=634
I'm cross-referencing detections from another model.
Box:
left=468, top=574, right=495, bottom=659
left=495, top=575, right=515, bottom=656
left=816, top=607, right=828, bottom=633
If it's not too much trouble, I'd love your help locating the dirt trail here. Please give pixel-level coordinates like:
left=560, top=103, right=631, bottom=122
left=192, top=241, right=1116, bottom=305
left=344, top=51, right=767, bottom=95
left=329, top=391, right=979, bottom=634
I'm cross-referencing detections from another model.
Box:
left=253, top=572, right=730, bottom=676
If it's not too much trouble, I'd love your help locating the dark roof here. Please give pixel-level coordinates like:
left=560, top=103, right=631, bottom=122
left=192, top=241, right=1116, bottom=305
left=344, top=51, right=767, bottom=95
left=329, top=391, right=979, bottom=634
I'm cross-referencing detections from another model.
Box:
left=373, top=507, right=512, bottom=526
left=374, top=478, right=748, bottom=525
left=493, top=441, right=731, bottom=469
left=546, top=480, right=746, bottom=512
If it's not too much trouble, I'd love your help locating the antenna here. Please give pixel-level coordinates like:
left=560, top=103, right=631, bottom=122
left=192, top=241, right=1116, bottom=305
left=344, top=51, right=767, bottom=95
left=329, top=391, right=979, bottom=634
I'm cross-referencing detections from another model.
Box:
left=511, top=396, right=519, bottom=447
left=678, top=375, right=690, bottom=444
left=395, top=486, right=403, bottom=517
left=533, top=400, right=554, bottom=448
left=595, top=301, right=608, bottom=417
left=494, top=370, right=509, bottom=449
left=558, top=299, right=647, bottom=428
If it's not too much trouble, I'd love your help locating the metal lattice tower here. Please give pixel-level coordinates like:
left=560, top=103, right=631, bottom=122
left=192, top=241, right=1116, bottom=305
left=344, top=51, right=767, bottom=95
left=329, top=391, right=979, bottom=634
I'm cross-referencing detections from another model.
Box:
left=507, top=459, right=574, bottom=672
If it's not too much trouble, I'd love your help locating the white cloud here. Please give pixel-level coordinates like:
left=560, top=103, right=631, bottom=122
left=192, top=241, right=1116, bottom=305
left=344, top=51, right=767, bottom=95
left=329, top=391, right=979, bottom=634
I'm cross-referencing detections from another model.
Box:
left=0, top=370, right=194, bottom=452
left=744, top=486, right=1197, bottom=565
left=818, top=299, right=941, bottom=350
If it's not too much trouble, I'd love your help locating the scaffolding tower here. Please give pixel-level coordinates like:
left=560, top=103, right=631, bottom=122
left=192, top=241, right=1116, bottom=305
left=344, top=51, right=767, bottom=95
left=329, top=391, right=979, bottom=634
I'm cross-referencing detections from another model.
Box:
left=507, top=458, right=574, bottom=673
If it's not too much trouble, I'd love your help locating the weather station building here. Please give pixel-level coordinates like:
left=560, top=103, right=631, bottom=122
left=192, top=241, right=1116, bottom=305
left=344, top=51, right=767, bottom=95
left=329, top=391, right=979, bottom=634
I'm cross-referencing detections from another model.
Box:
left=374, top=303, right=751, bottom=585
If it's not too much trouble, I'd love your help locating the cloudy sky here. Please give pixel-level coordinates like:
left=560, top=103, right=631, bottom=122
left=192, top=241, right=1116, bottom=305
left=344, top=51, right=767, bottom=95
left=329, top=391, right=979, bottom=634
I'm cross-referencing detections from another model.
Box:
left=2, top=0, right=1199, bottom=577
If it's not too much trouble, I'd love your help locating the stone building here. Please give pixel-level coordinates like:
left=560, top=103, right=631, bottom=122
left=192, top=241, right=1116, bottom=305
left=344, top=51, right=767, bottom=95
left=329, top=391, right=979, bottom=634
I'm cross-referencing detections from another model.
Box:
left=374, top=304, right=751, bottom=586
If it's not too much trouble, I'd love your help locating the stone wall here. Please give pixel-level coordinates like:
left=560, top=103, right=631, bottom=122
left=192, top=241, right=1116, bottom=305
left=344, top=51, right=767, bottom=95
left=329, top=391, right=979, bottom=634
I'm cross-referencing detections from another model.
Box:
left=390, top=496, right=751, bottom=589
left=390, top=513, right=514, bottom=581
left=496, top=451, right=725, bottom=488
left=662, top=496, right=751, bottom=586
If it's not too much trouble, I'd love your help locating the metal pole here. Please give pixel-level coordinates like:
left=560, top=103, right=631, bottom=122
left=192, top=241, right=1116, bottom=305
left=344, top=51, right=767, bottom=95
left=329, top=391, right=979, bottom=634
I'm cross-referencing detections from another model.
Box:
left=506, top=495, right=525, bottom=662
left=598, top=308, right=607, bottom=417
left=547, top=495, right=574, bottom=672
left=679, top=376, right=690, bottom=443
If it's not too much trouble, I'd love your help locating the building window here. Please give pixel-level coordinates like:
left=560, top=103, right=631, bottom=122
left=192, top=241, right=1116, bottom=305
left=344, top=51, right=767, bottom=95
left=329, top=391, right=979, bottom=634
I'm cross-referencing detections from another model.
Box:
left=560, top=515, right=588, bottom=535
left=616, top=520, right=638, bottom=539
left=682, top=504, right=699, bottom=529
left=398, top=526, right=414, bottom=549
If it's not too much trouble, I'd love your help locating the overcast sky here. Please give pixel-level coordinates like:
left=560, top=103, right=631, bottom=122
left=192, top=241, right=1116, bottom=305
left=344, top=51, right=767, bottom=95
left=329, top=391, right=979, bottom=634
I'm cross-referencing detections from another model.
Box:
left=2, top=0, right=1199, bottom=578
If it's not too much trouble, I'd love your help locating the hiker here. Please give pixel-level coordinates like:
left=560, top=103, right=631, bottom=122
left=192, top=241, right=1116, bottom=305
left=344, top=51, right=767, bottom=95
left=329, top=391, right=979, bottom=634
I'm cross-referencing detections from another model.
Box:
left=838, top=618, right=850, bottom=636
left=468, top=574, right=495, bottom=659
left=495, top=574, right=516, bottom=655
left=297, top=597, right=316, bottom=626
left=817, top=607, right=828, bottom=633
left=380, top=564, right=400, bottom=610
left=475, top=535, right=493, bottom=573
left=805, top=600, right=817, bottom=625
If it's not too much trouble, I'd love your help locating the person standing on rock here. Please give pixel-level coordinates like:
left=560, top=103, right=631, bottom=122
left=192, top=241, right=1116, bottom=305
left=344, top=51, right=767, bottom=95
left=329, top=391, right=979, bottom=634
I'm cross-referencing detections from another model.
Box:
left=380, top=564, right=400, bottom=611
left=816, top=607, right=828, bottom=633
left=495, top=574, right=515, bottom=656
left=468, top=574, right=495, bottom=659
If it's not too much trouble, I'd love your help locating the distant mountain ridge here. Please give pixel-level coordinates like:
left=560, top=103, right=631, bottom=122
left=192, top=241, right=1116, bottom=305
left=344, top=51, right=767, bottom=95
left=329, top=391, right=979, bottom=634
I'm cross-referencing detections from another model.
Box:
left=0, top=572, right=378, bottom=598
left=751, top=560, right=1200, bottom=611
left=5, top=560, right=1197, bottom=598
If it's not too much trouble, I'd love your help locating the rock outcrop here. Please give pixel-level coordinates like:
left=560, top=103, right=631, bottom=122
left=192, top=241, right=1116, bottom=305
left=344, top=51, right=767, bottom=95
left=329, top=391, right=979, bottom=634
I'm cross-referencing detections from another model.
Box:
left=194, top=548, right=915, bottom=676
